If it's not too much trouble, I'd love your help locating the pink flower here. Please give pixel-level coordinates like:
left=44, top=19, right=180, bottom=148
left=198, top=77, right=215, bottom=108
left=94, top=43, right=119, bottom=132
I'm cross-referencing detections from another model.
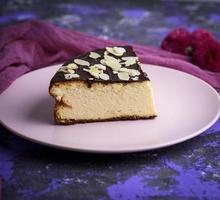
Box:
left=161, top=28, right=192, bottom=56
left=191, top=38, right=220, bottom=72
left=191, top=29, right=215, bottom=44
left=161, top=28, right=220, bottom=72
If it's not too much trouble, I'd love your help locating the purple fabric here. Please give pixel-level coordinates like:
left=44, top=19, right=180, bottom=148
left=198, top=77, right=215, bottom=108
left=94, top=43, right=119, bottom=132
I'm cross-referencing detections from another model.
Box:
left=0, top=20, right=219, bottom=93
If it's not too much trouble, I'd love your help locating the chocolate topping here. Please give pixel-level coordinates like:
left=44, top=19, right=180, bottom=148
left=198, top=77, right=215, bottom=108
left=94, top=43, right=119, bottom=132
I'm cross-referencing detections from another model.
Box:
left=50, top=46, right=149, bottom=86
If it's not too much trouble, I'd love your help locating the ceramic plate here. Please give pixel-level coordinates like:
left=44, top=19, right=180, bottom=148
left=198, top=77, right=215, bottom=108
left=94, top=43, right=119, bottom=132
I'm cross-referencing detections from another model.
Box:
left=0, top=64, right=220, bottom=153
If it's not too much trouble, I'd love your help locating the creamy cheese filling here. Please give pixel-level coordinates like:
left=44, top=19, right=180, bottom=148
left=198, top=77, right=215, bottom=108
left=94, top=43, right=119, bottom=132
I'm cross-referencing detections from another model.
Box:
left=50, top=81, right=157, bottom=121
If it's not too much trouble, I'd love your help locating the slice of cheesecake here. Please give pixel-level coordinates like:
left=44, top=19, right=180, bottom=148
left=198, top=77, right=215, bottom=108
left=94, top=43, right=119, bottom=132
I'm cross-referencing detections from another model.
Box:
left=49, top=46, right=157, bottom=124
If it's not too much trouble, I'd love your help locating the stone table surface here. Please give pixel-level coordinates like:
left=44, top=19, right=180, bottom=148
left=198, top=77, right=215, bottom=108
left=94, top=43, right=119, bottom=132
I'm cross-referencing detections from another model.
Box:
left=0, top=1, right=220, bottom=199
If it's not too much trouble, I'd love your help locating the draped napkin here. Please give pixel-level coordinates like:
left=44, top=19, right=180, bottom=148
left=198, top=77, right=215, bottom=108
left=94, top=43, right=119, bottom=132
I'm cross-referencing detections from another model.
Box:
left=0, top=20, right=219, bottom=93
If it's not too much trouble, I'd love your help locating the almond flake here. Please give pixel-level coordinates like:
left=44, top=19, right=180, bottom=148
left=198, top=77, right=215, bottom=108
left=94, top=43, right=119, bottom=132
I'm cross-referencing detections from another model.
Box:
left=58, top=68, right=69, bottom=73
left=72, top=74, right=79, bottom=78
left=124, top=58, right=137, bottom=66
left=119, top=68, right=129, bottom=73
left=132, top=77, right=139, bottom=81
left=104, top=55, right=121, bottom=70
left=94, top=64, right=106, bottom=70
left=128, top=69, right=140, bottom=76
left=113, top=71, right=118, bottom=74
left=105, top=47, right=114, bottom=55
left=74, top=59, right=90, bottom=66
left=113, top=47, right=126, bottom=55
left=89, top=78, right=94, bottom=80
left=105, top=60, right=121, bottom=71
left=100, top=59, right=106, bottom=65
left=88, top=66, right=101, bottom=78
left=83, top=68, right=89, bottom=72
left=104, top=54, right=119, bottom=63
left=99, top=73, right=110, bottom=80
left=106, top=47, right=126, bottom=56
left=67, top=69, right=75, bottom=74
left=118, top=72, right=130, bottom=81
left=66, top=63, right=78, bottom=69
left=104, top=51, right=108, bottom=56
left=64, top=74, right=75, bottom=80
left=89, top=52, right=101, bottom=59
left=122, top=56, right=138, bottom=61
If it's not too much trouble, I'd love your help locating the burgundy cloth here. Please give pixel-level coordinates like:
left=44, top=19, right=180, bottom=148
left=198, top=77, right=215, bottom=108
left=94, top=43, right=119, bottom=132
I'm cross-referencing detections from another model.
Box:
left=0, top=20, right=219, bottom=93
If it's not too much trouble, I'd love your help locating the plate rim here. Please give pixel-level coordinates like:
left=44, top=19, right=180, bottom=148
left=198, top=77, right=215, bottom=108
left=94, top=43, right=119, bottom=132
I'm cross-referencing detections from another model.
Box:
left=0, top=64, right=220, bottom=153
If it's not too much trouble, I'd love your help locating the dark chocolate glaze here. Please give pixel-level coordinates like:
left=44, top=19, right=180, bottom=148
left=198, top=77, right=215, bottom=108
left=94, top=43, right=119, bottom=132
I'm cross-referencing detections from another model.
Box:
left=50, top=46, right=149, bottom=86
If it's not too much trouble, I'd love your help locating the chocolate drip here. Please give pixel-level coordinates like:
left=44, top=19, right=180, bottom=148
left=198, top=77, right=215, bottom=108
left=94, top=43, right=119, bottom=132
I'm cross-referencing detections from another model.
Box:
left=50, top=46, right=149, bottom=86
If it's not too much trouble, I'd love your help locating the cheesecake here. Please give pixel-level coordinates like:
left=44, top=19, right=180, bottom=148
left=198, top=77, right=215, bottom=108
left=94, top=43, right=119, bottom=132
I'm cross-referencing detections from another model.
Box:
left=49, top=46, right=157, bottom=124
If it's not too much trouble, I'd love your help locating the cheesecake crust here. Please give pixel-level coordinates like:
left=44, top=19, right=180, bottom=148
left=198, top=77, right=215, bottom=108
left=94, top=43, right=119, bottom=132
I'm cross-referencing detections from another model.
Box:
left=55, top=115, right=157, bottom=125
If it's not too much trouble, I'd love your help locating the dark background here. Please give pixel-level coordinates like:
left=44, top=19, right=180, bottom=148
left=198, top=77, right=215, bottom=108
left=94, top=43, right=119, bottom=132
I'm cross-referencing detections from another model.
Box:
left=1, top=0, right=220, bottom=46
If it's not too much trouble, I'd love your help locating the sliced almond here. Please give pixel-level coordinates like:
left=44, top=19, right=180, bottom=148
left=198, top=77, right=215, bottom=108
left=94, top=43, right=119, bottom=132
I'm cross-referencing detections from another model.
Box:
left=58, top=68, right=69, bottom=73
left=132, top=77, right=139, bottom=81
left=104, top=50, right=108, bottom=56
left=122, top=56, right=138, bottom=61
left=104, top=54, right=121, bottom=70
left=89, top=78, right=94, bottom=80
left=89, top=52, right=101, bottom=59
left=104, top=54, right=119, bottom=63
left=74, top=59, right=90, bottom=66
left=124, top=58, right=137, bottom=66
left=72, top=74, right=79, bottom=78
left=128, top=69, right=140, bottom=76
left=88, top=66, right=101, bottom=78
left=106, top=47, right=126, bottom=56
left=94, top=64, right=106, bottom=70
left=105, top=47, right=114, bottom=55
left=66, top=63, right=78, bottom=69
left=118, top=72, right=130, bottom=81
left=119, top=67, right=129, bottom=73
left=113, top=47, right=126, bottom=55
left=99, top=73, right=110, bottom=80
left=100, top=59, right=106, bottom=65
left=64, top=74, right=74, bottom=80
left=105, top=60, right=121, bottom=71
left=64, top=73, right=79, bottom=79
left=67, top=69, right=75, bottom=74
left=113, top=71, right=119, bottom=74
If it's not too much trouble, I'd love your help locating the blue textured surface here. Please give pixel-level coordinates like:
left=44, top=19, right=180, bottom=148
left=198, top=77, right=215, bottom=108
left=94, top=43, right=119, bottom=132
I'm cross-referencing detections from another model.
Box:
left=0, top=1, right=220, bottom=199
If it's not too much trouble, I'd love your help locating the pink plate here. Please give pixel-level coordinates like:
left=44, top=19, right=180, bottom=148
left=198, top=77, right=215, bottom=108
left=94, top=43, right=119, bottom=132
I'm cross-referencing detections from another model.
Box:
left=0, top=64, right=220, bottom=153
